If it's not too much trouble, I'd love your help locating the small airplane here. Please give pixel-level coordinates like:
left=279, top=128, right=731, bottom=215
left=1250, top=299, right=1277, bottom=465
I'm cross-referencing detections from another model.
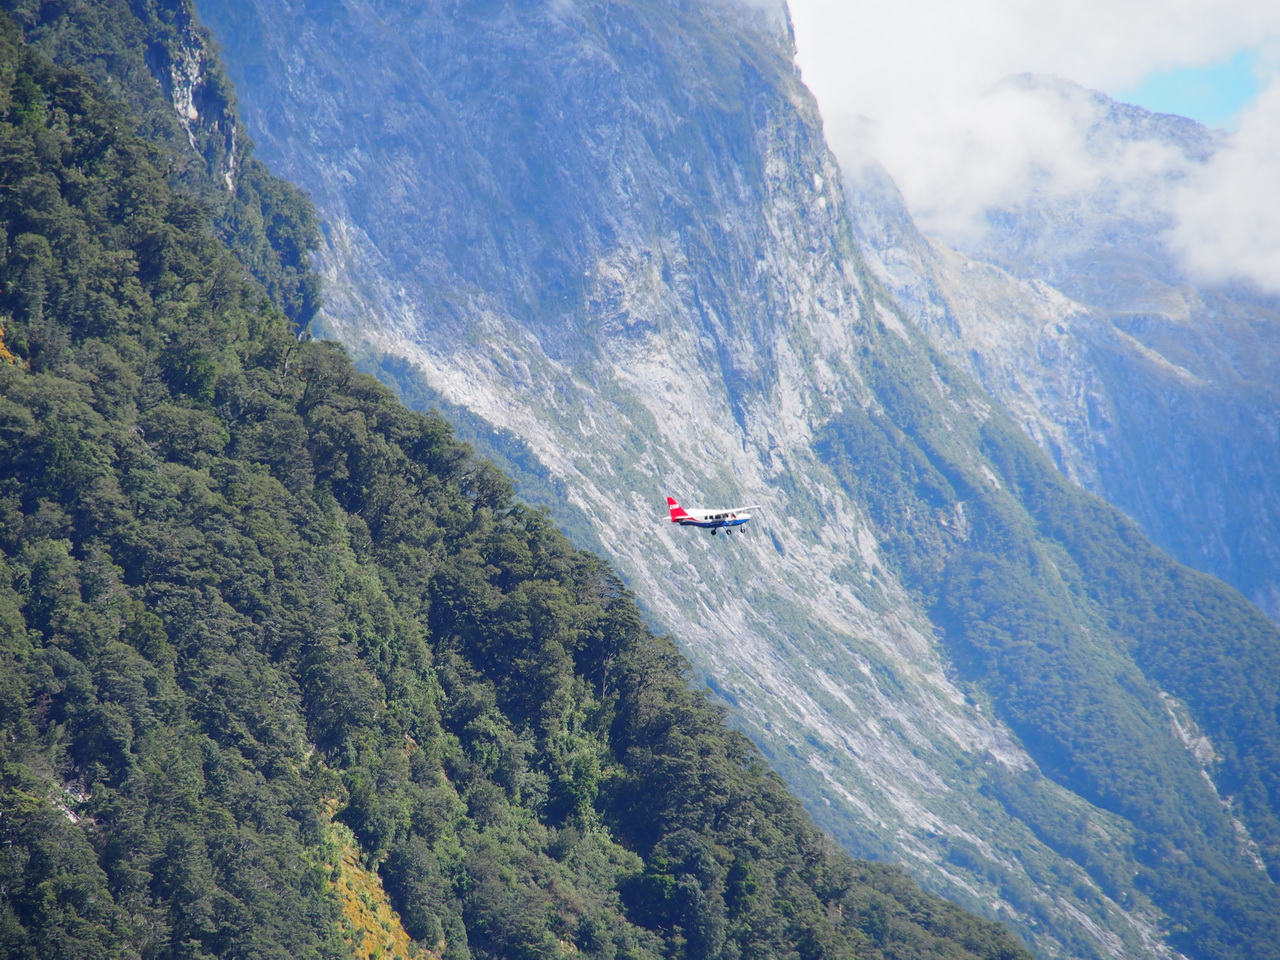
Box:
left=665, top=496, right=760, bottom=535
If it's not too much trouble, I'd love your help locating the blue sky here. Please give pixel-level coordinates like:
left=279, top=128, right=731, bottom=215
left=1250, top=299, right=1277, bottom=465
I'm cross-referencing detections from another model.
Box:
left=1117, top=50, right=1260, bottom=129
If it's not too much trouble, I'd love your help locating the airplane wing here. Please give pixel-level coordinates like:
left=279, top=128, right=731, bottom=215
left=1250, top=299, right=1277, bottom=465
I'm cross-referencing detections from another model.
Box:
left=731, top=505, right=762, bottom=512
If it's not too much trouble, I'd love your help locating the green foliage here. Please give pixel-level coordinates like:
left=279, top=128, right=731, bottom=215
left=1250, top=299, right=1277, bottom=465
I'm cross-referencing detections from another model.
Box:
left=0, top=19, right=1030, bottom=960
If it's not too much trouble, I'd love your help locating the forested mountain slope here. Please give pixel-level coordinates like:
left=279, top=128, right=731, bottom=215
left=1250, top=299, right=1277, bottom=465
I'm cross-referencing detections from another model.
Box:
left=0, top=18, right=1032, bottom=960
left=2, top=0, right=321, bottom=328
left=187, top=1, right=1280, bottom=958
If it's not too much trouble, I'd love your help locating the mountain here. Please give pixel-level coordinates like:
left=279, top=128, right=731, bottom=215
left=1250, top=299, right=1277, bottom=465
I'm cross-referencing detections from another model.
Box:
left=0, top=12, right=1034, bottom=960
left=849, top=75, right=1280, bottom=622
left=185, top=2, right=1280, bottom=959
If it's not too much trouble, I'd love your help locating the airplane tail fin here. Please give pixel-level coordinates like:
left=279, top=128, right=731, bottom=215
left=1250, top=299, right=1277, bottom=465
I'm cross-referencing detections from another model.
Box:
left=666, top=496, right=691, bottom=522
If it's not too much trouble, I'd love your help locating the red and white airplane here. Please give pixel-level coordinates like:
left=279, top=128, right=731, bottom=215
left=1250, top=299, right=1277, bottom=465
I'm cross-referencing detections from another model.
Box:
left=665, top=496, right=760, bottom=535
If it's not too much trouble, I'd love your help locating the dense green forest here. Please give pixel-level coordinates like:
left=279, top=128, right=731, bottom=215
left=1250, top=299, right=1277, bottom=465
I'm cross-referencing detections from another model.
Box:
left=0, top=17, right=1032, bottom=959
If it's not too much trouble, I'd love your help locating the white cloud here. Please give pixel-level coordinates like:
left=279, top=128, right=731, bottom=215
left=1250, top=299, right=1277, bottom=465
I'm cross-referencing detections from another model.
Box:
left=1167, top=81, right=1280, bottom=288
left=786, top=0, right=1280, bottom=292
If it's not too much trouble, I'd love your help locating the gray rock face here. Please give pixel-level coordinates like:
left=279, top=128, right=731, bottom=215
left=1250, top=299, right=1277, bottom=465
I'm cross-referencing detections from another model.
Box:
left=195, top=4, right=1280, bottom=958
left=854, top=75, right=1280, bottom=620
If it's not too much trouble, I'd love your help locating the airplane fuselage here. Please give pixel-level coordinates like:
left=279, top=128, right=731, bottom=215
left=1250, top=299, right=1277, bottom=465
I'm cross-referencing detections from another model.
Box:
left=674, top=513, right=751, bottom=531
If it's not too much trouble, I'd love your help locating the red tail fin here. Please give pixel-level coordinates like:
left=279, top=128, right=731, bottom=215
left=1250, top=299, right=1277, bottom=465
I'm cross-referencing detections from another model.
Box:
left=666, top=496, right=691, bottom=522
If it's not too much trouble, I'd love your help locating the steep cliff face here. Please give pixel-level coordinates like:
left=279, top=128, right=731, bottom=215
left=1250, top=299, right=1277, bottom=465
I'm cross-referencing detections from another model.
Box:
left=851, top=76, right=1280, bottom=621
left=139, top=0, right=240, bottom=190
left=196, top=3, right=1280, bottom=958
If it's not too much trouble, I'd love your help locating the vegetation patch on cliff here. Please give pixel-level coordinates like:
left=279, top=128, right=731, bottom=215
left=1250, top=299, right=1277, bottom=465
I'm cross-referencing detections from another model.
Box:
left=323, top=802, right=422, bottom=960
